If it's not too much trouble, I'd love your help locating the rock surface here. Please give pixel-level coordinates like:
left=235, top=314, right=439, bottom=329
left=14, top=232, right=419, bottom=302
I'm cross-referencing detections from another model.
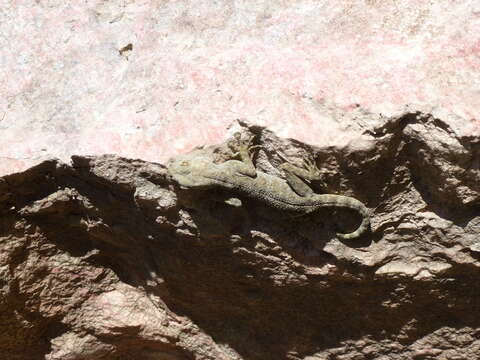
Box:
left=1, top=118, right=479, bottom=359
left=2, top=1, right=480, bottom=358
left=1, top=0, right=479, bottom=175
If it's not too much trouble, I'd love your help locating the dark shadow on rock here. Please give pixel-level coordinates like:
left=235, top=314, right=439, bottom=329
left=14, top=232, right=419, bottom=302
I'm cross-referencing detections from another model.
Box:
left=152, top=230, right=480, bottom=359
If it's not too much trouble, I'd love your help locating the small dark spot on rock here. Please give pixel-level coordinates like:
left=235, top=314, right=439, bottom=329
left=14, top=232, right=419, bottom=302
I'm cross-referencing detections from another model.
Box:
left=119, top=43, right=133, bottom=58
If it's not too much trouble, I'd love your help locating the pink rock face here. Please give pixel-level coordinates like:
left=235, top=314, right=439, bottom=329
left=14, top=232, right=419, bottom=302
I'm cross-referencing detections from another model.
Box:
left=1, top=1, right=479, bottom=176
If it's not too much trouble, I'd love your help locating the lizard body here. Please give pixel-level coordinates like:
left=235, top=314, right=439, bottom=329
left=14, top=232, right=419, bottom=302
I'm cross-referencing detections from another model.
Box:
left=168, top=139, right=370, bottom=240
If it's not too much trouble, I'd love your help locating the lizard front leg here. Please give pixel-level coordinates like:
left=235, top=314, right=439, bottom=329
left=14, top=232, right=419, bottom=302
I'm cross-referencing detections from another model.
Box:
left=227, top=133, right=260, bottom=177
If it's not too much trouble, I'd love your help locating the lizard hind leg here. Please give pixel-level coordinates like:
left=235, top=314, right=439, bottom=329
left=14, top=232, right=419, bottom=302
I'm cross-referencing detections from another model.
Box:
left=279, top=158, right=323, bottom=197
left=301, top=158, right=323, bottom=180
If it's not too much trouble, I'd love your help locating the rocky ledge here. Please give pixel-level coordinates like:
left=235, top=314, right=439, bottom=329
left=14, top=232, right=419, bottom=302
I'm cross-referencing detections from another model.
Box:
left=1, top=115, right=479, bottom=359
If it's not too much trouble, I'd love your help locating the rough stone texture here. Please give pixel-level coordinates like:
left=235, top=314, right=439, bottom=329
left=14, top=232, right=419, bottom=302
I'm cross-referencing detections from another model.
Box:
left=2, top=1, right=480, bottom=358
left=1, top=1, right=479, bottom=175
left=1, top=118, right=480, bottom=359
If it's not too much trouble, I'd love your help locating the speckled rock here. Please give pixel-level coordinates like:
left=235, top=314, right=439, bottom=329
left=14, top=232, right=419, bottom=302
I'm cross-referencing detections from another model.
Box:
left=1, top=1, right=479, bottom=175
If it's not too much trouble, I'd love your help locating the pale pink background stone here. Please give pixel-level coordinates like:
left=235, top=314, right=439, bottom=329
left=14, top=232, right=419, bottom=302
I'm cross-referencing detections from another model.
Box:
left=1, top=1, right=479, bottom=175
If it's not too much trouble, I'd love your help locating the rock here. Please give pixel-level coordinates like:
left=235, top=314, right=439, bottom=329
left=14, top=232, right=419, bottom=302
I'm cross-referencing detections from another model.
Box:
left=1, top=1, right=479, bottom=176
left=1, top=119, right=479, bottom=359
left=2, top=1, right=480, bottom=358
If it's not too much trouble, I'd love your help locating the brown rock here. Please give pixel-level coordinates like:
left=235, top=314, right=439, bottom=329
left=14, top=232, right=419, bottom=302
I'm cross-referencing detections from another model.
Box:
left=1, top=117, right=479, bottom=359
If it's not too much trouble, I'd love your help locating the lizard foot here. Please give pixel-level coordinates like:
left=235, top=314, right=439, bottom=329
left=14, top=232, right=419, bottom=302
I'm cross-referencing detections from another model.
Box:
left=301, top=157, right=323, bottom=180
left=228, top=132, right=261, bottom=159
left=279, top=157, right=323, bottom=181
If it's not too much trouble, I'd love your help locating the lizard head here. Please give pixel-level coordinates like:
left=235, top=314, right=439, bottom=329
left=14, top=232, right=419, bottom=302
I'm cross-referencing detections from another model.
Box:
left=167, top=153, right=214, bottom=188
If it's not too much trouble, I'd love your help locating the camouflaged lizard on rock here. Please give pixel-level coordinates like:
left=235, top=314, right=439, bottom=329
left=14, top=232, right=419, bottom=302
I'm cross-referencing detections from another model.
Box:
left=168, top=134, right=370, bottom=240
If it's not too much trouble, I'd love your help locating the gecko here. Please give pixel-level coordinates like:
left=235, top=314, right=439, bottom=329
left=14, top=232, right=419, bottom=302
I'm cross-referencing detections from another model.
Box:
left=167, top=134, right=370, bottom=240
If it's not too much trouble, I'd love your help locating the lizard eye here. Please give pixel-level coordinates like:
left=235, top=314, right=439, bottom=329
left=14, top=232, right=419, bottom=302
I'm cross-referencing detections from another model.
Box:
left=180, top=161, right=189, bottom=167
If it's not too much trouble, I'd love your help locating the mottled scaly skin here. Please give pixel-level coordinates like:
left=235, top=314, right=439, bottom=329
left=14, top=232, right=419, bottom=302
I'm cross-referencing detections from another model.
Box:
left=168, top=149, right=370, bottom=240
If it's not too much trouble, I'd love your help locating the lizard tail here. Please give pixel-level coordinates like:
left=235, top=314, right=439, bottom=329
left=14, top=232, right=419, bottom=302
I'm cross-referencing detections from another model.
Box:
left=315, top=194, right=370, bottom=240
